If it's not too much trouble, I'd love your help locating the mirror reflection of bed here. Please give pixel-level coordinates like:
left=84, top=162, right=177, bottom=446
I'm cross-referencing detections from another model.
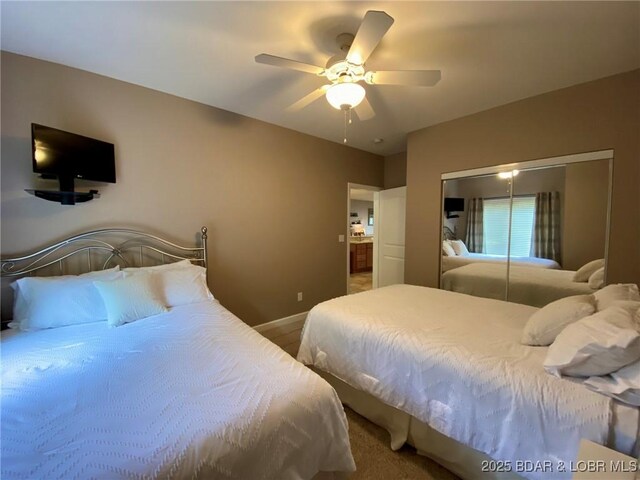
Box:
left=440, top=151, right=612, bottom=307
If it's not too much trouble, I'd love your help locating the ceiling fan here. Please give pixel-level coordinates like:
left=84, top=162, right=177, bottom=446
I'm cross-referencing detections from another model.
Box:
left=255, top=10, right=441, bottom=142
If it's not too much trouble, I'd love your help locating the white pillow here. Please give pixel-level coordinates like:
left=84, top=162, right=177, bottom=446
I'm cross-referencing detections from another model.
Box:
left=10, top=267, right=122, bottom=331
left=521, top=294, right=595, bottom=346
left=608, top=300, right=640, bottom=313
left=449, top=240, right=470, bottom=256
left=124, top=264, right=213, bottom=307
left=573, top=259, right=605, bottom=282
left=122, top=259, right=193, bottom=273
left=94, top=273, right=168, bottom=327
left=544, top=306, right=640, bottom=377
left=587, top=267, right=605, bottom=290
left=442, top=241, right=456, bottom=257
left=593, top=284, right=640, bottom=311
left=584, top=359, right=640, bottom=406
left=10, top=267, right=122, bottom=325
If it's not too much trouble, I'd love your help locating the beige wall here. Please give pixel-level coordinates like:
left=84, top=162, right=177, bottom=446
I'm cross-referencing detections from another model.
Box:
left=563, top=160, right=610, bottom=271
left=406, top=69, right=640, bottom=287
left=384, top=151, right=407, bottom=188
left=0, top=52, right=384, bottom=326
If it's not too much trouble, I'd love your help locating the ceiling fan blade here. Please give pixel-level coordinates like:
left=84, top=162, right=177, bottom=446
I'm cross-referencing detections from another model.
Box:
left=354, top=96, right=375, bottom=121
left=346, top=11, right=394, bottom=65
left=255, top=54, right=325, bottom=76
left=286, top=86, right=330, bottom=112
left=366, top=70, right=442, bottom=86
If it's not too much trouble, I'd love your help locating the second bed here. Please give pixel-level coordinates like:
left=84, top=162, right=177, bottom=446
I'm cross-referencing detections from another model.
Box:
left=298, top=285, right=639, bottom=480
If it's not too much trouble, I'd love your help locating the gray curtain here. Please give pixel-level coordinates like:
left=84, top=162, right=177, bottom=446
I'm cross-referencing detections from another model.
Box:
left=465, top=198, right=484, bottom=253
left=531, top=191, right=561, bottom=263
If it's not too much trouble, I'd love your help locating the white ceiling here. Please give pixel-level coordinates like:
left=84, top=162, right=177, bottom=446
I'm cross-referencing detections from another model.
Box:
left=2, top=2, right=639, bottom=156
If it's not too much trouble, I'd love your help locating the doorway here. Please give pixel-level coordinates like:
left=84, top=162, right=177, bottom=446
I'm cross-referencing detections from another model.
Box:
left=347, top=184, right=380, bottom=294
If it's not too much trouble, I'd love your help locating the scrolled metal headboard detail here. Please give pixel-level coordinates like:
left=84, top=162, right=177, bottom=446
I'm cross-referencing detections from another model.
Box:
left=443, top=226, right=457, bottom=241
left=1, top=226, right=208, bottom=278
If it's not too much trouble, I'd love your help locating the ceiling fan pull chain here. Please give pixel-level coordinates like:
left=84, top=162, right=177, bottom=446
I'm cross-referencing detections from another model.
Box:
left=348, top=108, right=353, bottom=125
left=343, top=109, right=348, bottom=144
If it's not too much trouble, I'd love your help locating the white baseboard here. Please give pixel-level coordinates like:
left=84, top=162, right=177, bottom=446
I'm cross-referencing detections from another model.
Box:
left=254, top=311, right=308, bottom=334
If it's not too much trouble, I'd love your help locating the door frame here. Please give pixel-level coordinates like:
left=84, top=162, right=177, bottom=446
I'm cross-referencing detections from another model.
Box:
left=347, top=183, right=381, bottom=294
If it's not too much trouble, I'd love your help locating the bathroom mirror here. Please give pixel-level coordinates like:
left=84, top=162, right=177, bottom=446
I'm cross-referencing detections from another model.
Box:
left=440, top=150, right=612, bottom=307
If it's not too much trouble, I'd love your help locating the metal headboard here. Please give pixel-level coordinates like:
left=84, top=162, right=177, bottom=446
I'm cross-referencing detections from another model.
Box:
left=443, top=226, right=457, bottom=241
left=1, top=226, right=208, bottom=278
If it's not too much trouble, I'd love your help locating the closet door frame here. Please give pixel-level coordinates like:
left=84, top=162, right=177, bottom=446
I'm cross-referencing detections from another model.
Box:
left=440, top=149, right=614, bottom=301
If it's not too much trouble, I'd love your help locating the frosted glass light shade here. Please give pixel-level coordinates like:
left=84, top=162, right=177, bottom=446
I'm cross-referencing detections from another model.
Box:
left=326, top=82, right=365, bottom=110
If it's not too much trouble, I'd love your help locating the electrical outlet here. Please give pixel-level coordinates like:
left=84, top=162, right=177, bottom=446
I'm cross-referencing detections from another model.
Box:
left=297, top=292, right=303, bottom=302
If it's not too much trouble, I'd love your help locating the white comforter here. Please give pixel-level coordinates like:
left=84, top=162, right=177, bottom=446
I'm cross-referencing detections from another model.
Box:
left=298, top=285, right=639, bottom=480
left=1, top=301, right=355, bottom=480
left=442, top=263, right=595, bottom=307
left=442, top=253, right=560, bottom=272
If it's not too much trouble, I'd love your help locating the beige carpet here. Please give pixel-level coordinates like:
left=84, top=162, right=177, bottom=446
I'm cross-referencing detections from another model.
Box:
left=346, top=406, right=460, bottom=480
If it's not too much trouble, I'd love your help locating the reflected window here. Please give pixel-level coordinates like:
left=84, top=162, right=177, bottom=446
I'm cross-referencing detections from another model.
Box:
left=484, top=196, right=535, bottom=256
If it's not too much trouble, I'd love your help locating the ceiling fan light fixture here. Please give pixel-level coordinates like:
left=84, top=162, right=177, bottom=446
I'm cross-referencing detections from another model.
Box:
left=326, top=82, right=365, bottom=110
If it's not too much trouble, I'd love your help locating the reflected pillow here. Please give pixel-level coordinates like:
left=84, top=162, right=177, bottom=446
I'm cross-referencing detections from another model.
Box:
left=442, top=241, right=456, bottom=257
left=544, top=306, right=640, bottom=377
left=521, top=294, right=596, bottom=346
left=94, top=272, right=168, bottom=327
left=593, top=284, right=640, bottom=311
left=573, top=259, right=605, bottom=282
left=10, top=267, right=122, bottom=331
left=449, top=240, right=470, bottom=256
left=587, top=267, right=605, bottom=290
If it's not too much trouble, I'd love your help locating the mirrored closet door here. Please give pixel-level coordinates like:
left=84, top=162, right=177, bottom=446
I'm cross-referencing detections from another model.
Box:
left=440, top=150, right=613, bottom=307
left=441, top=173, right=510, bottom=299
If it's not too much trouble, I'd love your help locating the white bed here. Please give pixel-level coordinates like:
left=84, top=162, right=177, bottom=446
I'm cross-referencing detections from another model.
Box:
left=442, top=263, right=595, bottom=307
left=1, top=300, right=355, bottom=479
left=442, top=253, right=561, bottom=273
left=0, top=227, right=354, bottom=480
left=298, top=285, right=639, bottom=480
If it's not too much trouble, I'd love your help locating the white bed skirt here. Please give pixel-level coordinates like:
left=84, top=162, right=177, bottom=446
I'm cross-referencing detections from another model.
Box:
left=313, top=367, right=525, bottom=480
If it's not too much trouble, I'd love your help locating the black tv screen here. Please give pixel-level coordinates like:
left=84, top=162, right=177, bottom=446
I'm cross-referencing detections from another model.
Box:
left=31, top=124, right=116, bottom=183
left=444, top=197, right=464, bottom=212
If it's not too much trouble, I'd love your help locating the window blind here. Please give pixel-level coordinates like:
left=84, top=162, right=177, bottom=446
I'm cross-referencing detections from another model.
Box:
left=483, top=196, right=535, bottom=256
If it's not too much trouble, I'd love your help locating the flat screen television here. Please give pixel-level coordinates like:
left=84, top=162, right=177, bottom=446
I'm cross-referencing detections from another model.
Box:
left=444, top=197, right=464, bottom=213
left=31, top=123, right=116, bottom=191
